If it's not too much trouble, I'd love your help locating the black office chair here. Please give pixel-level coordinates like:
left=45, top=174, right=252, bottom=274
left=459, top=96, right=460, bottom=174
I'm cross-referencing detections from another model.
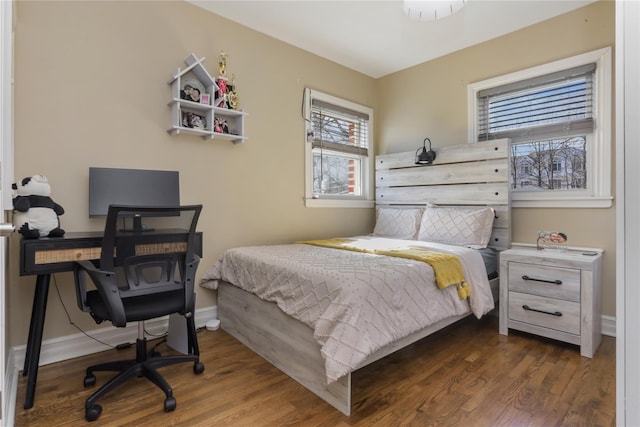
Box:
left=73, top=205, right=204, bottom=422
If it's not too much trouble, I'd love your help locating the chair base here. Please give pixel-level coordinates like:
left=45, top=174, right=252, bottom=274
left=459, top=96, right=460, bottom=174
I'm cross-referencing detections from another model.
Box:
left=83, top=319, right=204, bottom=422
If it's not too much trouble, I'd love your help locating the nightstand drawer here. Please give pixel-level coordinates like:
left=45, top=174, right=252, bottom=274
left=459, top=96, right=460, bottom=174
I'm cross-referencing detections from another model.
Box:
left=508, top=292, right=580, bottom=335
left=508, top=262, right=580, bottom=302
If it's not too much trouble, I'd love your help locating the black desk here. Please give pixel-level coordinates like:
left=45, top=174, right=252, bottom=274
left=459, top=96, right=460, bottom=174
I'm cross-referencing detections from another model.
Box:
left=19, top=230, right=203, bottom=409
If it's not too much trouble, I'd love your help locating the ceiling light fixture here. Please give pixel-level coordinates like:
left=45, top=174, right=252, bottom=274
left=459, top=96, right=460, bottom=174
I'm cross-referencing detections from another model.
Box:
left=403, top=0, right=467, bottom=21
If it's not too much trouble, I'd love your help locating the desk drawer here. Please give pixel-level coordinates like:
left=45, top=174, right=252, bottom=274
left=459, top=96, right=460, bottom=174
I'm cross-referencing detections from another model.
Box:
left=508, top=291, right=580, bottom=335
left=508, top=262, right=580, bottom=302
left=34, top=247, right=102, bottom=265
left=21, top=237, right=103, bottom=275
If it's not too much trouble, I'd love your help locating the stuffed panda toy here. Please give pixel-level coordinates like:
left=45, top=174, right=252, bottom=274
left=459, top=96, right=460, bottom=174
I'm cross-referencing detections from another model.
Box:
left=12, top=175, right=65, bottom=239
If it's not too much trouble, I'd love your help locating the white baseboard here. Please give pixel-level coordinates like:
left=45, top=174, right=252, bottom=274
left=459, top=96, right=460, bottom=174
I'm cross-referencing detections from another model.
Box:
left=3, top=349, right=19, bottom=427
left=10, top=305, right=217, bottom=370
left=602, top=314, right=616, bottom=337
left=3, top=305, right=217, bottom=427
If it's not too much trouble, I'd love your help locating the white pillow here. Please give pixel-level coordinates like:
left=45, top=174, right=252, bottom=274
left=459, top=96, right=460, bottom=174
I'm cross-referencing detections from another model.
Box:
left=373, top=207, right=424, bottom=240
left=417, top=207, right=495, bottom=249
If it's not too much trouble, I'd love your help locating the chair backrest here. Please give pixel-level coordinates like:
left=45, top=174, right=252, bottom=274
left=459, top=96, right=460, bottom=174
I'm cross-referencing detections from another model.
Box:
left=100, top=204, right=200, bottom=265
left=104, top=203, right=201, bottom=287
left=75, top=205, right=202, bottom=325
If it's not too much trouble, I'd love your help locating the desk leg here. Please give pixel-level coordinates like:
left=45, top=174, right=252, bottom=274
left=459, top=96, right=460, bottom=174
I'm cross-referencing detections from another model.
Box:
left=22, top=283, right=39, bottom=376
left=23, top=273, right=50, bottom=410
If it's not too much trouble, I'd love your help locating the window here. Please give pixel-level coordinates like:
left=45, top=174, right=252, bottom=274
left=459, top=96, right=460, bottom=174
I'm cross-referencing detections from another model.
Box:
left=304, top=89, right=374, bottom=208
left=468, top=48, right=612, bottom=208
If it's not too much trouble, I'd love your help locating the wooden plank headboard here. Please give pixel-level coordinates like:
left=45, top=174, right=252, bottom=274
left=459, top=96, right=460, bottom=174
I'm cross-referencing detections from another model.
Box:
left=375, top=139, right=511, bottom=251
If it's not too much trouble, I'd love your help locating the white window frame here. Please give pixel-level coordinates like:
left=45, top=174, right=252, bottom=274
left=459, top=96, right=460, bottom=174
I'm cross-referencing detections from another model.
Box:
left=303, top=88, right=374, bottom=208
left=468, top=47, right=612, bottom=208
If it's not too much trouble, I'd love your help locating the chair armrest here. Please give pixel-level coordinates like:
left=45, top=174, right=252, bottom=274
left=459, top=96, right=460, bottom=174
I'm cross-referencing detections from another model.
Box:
left=73, top=260, right=127, bottom=326
left=183, top=256, right=201, bottom=313
left=73, top=261, right=99, bottom=312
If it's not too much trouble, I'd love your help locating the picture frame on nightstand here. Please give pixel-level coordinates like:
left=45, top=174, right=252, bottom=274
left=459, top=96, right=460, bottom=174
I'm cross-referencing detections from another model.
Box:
left=536, top=230, right=568, bottom=251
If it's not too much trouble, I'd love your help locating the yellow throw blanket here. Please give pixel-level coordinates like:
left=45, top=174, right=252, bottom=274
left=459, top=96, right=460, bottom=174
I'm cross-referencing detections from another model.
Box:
left=297, top=238, right=470, bottom=300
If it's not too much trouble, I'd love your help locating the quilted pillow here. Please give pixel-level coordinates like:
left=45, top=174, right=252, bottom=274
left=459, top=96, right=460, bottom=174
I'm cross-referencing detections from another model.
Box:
left=373, top=207, right=424, bottom=240
left=417, top=207, right=495, bottom=249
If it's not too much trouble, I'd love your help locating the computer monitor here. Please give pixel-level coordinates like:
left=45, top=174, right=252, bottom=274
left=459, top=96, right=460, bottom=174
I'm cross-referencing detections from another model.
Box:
left=89, top=167, right=180, bottom=232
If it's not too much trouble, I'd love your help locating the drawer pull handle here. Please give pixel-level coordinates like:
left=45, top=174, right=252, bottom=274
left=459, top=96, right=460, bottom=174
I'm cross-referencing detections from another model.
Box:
left=522, top=275, right=562, bottom=285
left=522, top=304, right=563, bottom=317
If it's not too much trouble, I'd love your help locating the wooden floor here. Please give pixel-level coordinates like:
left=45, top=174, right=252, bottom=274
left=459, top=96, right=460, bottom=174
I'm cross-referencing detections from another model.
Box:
left=14, top=315, right=615, bottom=426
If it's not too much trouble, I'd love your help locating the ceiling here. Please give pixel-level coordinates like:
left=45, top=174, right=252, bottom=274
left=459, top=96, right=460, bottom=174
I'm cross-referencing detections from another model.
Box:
left=187, top=0, right=597, bottom=78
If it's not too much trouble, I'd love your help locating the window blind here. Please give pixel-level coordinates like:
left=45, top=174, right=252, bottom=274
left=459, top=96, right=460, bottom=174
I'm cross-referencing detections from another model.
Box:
left=477, top=63, right=595, bottom=141
left=311, top=99, right=369, bottom=157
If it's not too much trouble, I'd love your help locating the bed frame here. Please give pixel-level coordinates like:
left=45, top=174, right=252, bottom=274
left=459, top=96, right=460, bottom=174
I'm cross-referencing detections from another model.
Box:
left=218, top=139, right=511, bottom=415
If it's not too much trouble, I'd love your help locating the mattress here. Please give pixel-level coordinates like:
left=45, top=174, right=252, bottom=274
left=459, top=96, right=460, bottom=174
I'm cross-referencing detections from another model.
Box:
left=200, top=236, right=495, bottom=383
left=478, top=246, right=499, bottom=279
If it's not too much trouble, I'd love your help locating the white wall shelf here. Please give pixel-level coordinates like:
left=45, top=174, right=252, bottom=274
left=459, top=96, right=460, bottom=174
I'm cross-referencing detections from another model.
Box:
left=167, top=53, right=247, bottom=144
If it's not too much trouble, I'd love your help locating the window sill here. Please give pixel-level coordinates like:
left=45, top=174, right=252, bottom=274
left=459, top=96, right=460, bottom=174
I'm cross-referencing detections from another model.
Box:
left=304, top=198, right=375, bottom=208
left=512, top=196, right=613, bottom=209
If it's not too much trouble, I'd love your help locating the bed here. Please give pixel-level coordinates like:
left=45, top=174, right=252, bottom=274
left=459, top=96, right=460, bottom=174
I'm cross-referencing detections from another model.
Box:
left=200, top=139, right=510, bottom=415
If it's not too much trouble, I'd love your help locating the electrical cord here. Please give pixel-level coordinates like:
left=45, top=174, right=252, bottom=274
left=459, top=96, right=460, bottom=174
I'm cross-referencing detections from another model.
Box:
left=52, top=274, right=116, bottom=349
left=150, top=336, right=167, bottom=354
left=301, top=87, right=311, bottom=124
left=144, top=327, right=168, bottom=338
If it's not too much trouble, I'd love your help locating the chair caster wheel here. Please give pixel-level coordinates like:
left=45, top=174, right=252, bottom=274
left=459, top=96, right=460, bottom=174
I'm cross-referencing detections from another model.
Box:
left=150, top=350, right=161, bottom=358
left=83, top=374, right=96, bottom=387
left=164, top=396, right=176, bottom=412
left=193, top=362, right=205, bottom=375
left=85, top=404, right=102, bottom=421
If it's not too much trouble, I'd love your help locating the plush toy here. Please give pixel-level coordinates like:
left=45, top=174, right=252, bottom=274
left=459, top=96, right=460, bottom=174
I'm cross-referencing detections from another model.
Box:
left=12, top=175, right=65, bottom=239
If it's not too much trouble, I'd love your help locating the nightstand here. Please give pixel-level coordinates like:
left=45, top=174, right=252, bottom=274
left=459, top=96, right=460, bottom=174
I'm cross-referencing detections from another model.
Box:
left=499, top=244, right=603, bottom=357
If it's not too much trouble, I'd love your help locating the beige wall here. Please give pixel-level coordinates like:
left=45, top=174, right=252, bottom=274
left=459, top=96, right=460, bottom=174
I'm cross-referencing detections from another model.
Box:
left=8, top=1, right=375, bottom=349
left=8, top=0, right=616, bottom=351
left=375, top=0, right=616, bottom=317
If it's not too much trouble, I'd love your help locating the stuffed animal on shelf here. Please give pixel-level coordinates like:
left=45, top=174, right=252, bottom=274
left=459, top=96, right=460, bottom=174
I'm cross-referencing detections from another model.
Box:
left=12, top=175, right=65, bottom=239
